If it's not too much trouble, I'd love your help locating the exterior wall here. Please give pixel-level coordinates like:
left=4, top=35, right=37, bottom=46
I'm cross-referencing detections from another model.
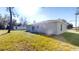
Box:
left=17, top=26, right=26, bottom=30
left=56, top=22, right=67, bottom=35
left=26, top=25, right=33, bottom=32
left=26, top=20, right=67, bottom=35
left=14, top=26, right=26, bottom=30
left=31, top=23, right=47, bottom=33
left=30, top=22, right=57, bottom=35
left=44, top=22, right=57, bottom=35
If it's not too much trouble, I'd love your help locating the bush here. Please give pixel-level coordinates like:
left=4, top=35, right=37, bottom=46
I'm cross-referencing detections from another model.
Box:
left=67, top=24, right=73, bottom=29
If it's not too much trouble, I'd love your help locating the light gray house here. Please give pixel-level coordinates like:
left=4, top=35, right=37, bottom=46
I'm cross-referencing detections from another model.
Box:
left=14, top=25, right=26, bottom=30
left=26, top=19, right=67, bottom=35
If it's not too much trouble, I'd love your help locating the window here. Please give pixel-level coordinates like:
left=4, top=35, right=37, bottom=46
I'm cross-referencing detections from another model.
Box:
left=32, top=26, right=34, bottom=30
left=37, top=26, right=39, bottom=29
left=60, top=24, right=62, bottom=31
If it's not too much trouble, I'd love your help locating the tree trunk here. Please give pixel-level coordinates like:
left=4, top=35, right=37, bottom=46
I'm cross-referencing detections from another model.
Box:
left=8, top=7, right=12, bottom=33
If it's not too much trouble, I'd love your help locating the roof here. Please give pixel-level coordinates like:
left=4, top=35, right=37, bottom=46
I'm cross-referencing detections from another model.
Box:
left=32, top=19, right=67, bottom=25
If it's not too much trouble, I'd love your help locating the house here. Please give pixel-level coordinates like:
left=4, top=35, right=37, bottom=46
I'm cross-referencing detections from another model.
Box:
left=26, top=19, right=67, bottom=35
left=14, top=25, right=26, bottom=30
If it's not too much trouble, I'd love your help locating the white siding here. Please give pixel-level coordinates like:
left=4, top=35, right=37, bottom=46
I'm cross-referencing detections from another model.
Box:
left=57, top=22, right=67, bottom=35
left=26, top=20, right=67, bottom=35
left=44, top=22, right=57, bottom=35
left=32, top=21, right=57, bottom=35
left=14, top=26, right=26, bottom=30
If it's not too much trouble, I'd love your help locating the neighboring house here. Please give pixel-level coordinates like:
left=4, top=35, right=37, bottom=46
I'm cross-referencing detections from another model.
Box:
left=14, top=25, right=26, bottom=30
left=26, top=25, right=33, bottom=32
left=26, top=19, right=67, bottom=35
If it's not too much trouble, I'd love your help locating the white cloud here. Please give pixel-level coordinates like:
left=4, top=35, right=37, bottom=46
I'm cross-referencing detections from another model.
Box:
left=18, top=6, right=40, bottom=16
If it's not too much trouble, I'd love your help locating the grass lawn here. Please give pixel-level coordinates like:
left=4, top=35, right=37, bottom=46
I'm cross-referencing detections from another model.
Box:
left=62, top=30, right=79, bottom=47
left=0, top=30, right=78, bottom=51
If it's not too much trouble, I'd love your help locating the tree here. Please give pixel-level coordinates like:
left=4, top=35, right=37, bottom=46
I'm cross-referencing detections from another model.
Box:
left=7, top=7, right=19, bottom=33
left=0, top=14, right=7, bottom=29
left=0, top=14, right=17, bottom=30
left=20, top=17, right=27, bottom=26
left=7, top=7, right=12, bottom=33
left=67, top=24, right=73, bottom=29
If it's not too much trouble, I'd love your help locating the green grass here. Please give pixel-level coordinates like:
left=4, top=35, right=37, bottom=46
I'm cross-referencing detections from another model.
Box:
left=62, top=32, right=79, bottom=46
left=0, top=30, right=78, bottom=51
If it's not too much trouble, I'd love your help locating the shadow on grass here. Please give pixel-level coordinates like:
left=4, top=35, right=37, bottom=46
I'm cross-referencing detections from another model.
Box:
left=0, top=32, right=8, bottom=36
left=44, top=32, right=79, bottom=47
left=61, top=32, right=79, bottom=46
left=27, top=31, right=66, bottom=42
left=28, top=31, right=79, bottom=47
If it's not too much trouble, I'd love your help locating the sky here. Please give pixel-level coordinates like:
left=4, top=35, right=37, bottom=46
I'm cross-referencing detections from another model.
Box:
left=17, top=7, right=78, bottom=27
left=0, top=0, right=78, bottom=27
left=0, top=7, right=78, bottom=27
